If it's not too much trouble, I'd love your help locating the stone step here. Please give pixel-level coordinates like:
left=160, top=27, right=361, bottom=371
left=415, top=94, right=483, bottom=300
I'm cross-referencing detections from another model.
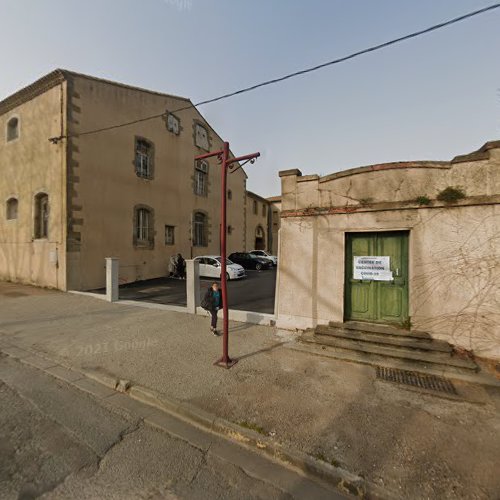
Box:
left=329, top=321, right=431, bottom=340
left=315, top=325, right=452, bottom=353
left=288, top=340, right=500, bottom=388
left=301, top=331, right=478, bottom=372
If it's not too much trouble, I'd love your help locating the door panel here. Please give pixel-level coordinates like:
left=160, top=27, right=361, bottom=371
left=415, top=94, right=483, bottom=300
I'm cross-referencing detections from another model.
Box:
left=351, top=283, right=371, bottom=315
left=345, top=231, right=409, bottom=325
left=346, top=233, right=376, bottom=321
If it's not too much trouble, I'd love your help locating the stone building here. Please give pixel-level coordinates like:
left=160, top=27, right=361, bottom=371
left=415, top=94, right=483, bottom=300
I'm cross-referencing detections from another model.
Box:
left=276, top=141, right=500, bottom=360
left=0, top=69, right=253, bottom=291
left=267, top=195, right=281, bottom=255
left=245, top=191, right=270, bottom=251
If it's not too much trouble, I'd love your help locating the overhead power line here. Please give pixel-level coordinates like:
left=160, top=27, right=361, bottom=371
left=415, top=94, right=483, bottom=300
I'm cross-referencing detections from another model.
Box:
left=49, top=2, right=500, bottom=143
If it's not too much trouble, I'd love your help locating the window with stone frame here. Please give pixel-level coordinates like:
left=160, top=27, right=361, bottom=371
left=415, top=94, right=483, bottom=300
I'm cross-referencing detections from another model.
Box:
left=134, top=206, right=154, bottom=247
left=194, top=123, right=209, bottom=151
left=194, top=160, right=208, bottom=196
left=6, top=117, right=19, bottom=142
left=34, top=193, right=49, bottom=239
left=135, top=138, right=154, bottom=179
left=166, top=113, right=180, bottom=135
left=253, top=200, right=258, bottom=215
left=165, top=225, right=175, bottom=245
left=6, top=198, right=18, bottom=220
left=193, top=212, right=207, bottom=247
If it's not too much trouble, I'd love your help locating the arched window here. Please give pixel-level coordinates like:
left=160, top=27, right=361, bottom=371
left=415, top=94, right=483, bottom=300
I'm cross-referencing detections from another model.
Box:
left=6, top=198, right=18, bottom=220
left=133, top=205, right=154, bottom=247
left=193, top=212, right=207, bottom=247
left=7, top=117, right=19, bottom=142
left=34, top=193, right=49, bottom=239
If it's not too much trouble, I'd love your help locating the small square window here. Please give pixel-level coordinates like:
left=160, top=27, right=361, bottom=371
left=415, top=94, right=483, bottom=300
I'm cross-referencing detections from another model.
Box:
left=194, top=123, right=209, bottom=151
left=165, top=225, right=175, bottom=245
left=166, top=113, right=180, bottom=135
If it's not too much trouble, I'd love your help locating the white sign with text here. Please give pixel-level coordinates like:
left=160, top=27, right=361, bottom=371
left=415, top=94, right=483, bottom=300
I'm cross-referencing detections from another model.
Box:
left=353, top=256, right=393, bottom=281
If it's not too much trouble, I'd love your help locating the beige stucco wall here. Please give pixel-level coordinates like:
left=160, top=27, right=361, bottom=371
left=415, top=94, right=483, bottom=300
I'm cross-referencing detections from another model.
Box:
left=245, top=192, right=269, bottom=251
left=65, top=74, right=247, bottom=290
left=0, top=83, right=67, bottom=289
left=276, top=147, right=500, bottom=360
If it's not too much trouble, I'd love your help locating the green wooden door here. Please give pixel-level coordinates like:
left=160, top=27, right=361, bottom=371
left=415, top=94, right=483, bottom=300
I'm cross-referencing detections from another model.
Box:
left=345, top=231, right=409, bottom=325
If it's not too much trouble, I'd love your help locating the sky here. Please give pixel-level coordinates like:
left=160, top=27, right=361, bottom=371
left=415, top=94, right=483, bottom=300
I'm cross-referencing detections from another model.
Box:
left=1, top=0, right=499, bottom=197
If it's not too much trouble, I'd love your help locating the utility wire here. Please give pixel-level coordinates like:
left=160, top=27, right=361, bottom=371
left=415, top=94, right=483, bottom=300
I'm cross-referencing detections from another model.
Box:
left=49, top=3, right=500, bottom=143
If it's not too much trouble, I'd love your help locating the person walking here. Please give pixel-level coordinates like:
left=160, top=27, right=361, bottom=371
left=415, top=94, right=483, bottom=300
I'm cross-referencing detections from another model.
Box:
left=168, top=255, right=177, bottom=277
left=201, top=282, right=223, bottom=335
left=176, top=253, right=185, bottom=279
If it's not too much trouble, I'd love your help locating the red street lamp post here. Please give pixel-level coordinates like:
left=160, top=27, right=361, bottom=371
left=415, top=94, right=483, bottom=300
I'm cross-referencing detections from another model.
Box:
left=195, top=142, right=260, bottom=369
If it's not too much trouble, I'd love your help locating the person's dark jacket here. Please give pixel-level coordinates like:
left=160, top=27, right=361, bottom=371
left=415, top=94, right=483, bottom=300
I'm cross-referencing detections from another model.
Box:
left=201, top=287, right=223, bottom=311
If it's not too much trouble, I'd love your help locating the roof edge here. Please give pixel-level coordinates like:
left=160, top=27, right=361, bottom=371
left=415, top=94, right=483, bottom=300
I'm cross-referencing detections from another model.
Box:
left=0, top=69, right=67, bottom=116
left=319, top=161, right=450, bottom=184
left=451, top=140, right=500, bottom=164
left=246, top=190, right=270, bottom=203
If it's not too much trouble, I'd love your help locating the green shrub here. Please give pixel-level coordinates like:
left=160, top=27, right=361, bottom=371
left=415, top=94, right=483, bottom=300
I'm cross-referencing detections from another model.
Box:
left=437, top=187, right=466, bottom=203
left=415, top=196, right=431, bottom=205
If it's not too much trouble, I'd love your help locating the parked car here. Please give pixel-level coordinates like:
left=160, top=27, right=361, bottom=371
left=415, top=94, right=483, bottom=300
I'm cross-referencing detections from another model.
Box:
left=249, top=250, right=278, bottom=266
left=193, top=256, right=246, bottom=281
left=228, top=252, right=271, bottom=271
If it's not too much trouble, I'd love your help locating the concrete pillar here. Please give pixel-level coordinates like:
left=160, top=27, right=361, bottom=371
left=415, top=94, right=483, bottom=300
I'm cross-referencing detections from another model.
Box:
left=186, top=259, right=200, bottom=313
left=105, top=257, right=119, bottom=302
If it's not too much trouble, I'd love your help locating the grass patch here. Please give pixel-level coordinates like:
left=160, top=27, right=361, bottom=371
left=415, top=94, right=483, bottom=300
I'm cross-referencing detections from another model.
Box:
left=437, top=186, right=466, bottom=204
left=237, top=421, right=267, bottom=435
left=415, top=195, right=431, bottom=205
left=400, top=317, right=412, bottom=330
left=313, top=452, right=341, bottom=468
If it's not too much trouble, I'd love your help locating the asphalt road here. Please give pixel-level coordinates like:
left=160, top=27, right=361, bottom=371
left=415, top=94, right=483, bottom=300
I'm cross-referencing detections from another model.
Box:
left=0, top=354, right=343, bottom=500
left=108, top=268, right=277, bottom=314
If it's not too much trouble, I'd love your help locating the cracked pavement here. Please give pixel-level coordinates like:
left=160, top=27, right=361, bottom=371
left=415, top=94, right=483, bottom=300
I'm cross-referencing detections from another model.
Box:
left=0, top=354, right=341, bottom=499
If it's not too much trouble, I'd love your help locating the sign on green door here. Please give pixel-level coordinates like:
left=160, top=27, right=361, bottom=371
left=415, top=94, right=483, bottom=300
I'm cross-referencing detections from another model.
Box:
left=345, top=231, right=409, bottom=325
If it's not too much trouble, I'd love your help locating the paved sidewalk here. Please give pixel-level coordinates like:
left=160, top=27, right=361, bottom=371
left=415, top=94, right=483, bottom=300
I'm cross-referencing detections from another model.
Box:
left=1, top=283, right=500, bottom=499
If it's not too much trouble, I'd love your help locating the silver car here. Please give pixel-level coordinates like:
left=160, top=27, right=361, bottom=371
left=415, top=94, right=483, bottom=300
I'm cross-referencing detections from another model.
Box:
left=249, top=250, right=277, bottom=266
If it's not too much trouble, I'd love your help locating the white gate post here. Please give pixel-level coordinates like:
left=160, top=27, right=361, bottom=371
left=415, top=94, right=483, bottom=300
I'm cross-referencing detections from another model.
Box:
left=106, top=257, right=119, bottom=302
left=186, top=259, right=200, bottom=313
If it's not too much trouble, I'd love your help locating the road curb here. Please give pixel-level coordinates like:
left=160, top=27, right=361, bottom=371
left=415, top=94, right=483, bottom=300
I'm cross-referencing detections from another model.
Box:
left=0, top=343, right=391, bottom=499
left=84, top=368, right=388, bottom=499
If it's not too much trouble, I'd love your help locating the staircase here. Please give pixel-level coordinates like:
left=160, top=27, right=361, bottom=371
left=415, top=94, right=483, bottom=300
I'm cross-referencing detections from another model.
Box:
left=299, top=321, right=479, bottom=377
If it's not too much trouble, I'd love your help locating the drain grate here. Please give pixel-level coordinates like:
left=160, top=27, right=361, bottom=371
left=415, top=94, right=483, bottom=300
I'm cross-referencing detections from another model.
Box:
left=376, top=366, right=457, bottom=395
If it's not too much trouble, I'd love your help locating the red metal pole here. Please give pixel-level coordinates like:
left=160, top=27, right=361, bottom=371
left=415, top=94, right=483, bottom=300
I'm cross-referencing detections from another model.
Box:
left=215, top=141, right=235, bottom=368
left=196, top=143, right=259, bottom=369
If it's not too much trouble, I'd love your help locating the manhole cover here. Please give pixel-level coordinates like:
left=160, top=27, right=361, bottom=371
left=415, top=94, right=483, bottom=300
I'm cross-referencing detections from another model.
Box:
left=376, top=366, right=457, bottom=395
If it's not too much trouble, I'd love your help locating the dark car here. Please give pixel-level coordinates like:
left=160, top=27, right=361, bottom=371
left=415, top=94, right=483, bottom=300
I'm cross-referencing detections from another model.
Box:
left=228, top=252, right=271, bottom=271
